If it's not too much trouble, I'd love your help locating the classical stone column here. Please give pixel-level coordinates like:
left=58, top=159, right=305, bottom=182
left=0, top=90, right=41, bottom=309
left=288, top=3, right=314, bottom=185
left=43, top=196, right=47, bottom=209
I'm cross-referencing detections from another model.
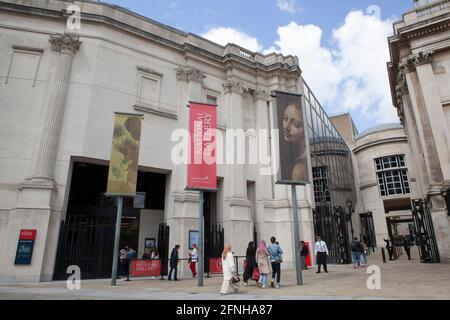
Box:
left=406, top=51, right=450, bottom=260
left=396, top=62, right=429, bottom=196
left=32, top=33, right=81, bottom=183
left=409, top=51, right=450, bottom=180
left=222, top=78, right=251, bottom=254
left=170, top=66, right=206, bottom=277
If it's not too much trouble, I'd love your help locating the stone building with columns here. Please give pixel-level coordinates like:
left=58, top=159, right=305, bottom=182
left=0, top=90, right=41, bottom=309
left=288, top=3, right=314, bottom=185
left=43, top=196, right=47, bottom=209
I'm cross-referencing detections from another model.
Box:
left=331, top=113, right=420, bottom=249
left=0, top=0, right=357, bottom=283
left=387, top=0, right=450, bottom=261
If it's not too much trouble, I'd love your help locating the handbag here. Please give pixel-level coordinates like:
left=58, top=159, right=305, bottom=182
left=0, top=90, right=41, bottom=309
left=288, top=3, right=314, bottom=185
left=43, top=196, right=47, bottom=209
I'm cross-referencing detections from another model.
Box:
left=231, top=273, right=240, bottom=284
left=252, top=267, right=260, bottom=281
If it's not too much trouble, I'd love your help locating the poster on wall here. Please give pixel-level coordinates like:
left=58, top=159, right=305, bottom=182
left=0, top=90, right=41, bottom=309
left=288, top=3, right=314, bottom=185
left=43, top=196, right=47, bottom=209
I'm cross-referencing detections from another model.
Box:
left=106, top=113, right=144, bottom=196
left=189, top=230, right=199, bottom=249
left=272, top=91, right=310, bottom=185
left=14, top=230, right=37, bottom=265
left=186, top=102, right=217, bottom=191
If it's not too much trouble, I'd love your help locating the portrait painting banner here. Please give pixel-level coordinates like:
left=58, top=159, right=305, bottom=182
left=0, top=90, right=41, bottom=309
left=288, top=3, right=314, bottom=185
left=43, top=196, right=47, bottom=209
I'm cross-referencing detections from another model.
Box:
left=106, top=113, right=143, bottom=196
left=187, top=102, right=217, bottom=190
left=272, top=91, right=310, bottom=185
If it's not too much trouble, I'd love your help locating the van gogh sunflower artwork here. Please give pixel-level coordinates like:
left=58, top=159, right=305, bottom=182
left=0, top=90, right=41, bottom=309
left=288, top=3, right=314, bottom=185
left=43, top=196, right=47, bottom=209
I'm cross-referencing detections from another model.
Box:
left=106, top=113, right=143, bottom=195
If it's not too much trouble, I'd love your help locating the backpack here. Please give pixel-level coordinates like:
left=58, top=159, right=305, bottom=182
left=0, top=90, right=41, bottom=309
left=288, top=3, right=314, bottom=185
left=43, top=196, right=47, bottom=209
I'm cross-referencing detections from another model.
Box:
left=351, top=241, right=361, bottom=252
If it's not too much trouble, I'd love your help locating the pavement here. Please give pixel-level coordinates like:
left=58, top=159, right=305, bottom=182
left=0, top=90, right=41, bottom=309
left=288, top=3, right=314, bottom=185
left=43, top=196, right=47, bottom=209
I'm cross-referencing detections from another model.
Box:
left=1, top=249, right=449, bottom=300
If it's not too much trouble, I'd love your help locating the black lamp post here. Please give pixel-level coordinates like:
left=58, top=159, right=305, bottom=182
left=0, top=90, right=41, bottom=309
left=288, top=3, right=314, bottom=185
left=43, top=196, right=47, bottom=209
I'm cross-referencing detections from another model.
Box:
left=346, top=198, right=355, bottom=239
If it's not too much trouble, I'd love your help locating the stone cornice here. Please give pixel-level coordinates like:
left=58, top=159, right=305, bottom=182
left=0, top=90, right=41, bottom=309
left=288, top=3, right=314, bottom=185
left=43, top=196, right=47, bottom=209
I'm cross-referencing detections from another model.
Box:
left=49, top=33, right=81, bottom=55
left=252, top=88, right=272, bottom=102
left=0, top=0, right=301, bottom=81
left=223, top=78, right=247, bottom=95
left=176, top=66, right=207, bottom=83
left=225, top=197, right=252, bottom=207
left=353, top=136, right=408, bottom=154
left=408, top=50, right=435, bottom=67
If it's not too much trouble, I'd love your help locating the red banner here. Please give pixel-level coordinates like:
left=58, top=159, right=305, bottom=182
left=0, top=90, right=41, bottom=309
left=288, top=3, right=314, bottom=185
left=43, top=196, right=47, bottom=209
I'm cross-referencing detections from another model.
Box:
left=209, top=258, right=223, bottom=274
left=187, top=102, right=217, bottom=190
left=19, top=230, right=37, bottom=241
left=129, top=260, right=161, bottom=277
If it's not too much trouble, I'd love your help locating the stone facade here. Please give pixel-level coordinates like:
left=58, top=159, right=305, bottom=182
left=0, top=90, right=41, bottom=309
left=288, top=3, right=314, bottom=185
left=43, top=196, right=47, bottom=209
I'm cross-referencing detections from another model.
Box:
left=0, top=0, right=317, bottom=283
left=387, top=0, right=450, bottom=260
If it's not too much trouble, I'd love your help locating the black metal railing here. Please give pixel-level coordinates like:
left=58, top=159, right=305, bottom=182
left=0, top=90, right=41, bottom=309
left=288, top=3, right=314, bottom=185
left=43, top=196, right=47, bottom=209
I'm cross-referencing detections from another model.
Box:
left=412, top=198, right=440, bottom=263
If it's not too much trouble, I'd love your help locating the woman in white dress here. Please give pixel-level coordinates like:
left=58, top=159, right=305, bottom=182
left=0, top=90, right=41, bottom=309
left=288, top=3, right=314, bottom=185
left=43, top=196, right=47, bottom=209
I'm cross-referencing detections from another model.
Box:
left=220, top=244, right=238, bottom=295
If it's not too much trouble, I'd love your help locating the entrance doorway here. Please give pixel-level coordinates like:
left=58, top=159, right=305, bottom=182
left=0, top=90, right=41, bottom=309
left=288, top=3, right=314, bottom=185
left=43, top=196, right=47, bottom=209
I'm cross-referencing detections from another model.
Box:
left=53, top=160, right=167, bottom=280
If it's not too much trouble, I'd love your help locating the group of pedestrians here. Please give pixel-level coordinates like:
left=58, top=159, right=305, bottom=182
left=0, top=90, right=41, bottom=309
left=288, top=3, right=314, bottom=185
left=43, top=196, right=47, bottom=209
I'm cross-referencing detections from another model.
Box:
left=231, top=237, right=284, bottom=294
left=351, top=237, right=368, bottom=268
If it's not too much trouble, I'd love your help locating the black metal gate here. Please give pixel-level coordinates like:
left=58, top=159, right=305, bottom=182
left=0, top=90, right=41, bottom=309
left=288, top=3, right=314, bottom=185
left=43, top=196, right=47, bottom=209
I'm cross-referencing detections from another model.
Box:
left=158, top=223, right=170, bottom=276
left=53, top=215, right=115, bottom=280
left=360, top=212, right=377, bottom=252
left=313, top=205, right=351, bottom=264
left=205, top=225, right=224, bottom=273
left=411, top=199, right=440, bottom=263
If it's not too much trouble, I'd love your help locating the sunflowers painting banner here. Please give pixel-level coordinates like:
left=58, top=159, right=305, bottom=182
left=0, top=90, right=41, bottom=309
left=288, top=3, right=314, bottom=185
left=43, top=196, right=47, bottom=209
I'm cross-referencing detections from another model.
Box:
left=106, top=113, right=143, bottom=196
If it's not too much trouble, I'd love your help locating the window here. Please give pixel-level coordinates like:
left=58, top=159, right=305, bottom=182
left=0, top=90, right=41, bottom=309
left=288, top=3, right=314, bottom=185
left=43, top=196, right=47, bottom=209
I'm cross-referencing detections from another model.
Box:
left=375, top=155, right=410, bottom=196
left=313, top=166, right=330, bottom=203
left=6, top=46, right=43, bottom=87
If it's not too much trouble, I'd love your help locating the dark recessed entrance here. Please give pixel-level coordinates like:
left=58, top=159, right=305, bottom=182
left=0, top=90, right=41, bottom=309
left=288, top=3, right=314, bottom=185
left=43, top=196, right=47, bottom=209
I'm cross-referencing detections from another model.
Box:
left=53, top=161, right=166, bottom=280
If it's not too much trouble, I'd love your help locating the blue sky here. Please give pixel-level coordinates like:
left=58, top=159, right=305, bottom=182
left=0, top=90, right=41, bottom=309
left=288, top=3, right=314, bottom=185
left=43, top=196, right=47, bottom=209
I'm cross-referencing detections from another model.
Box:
left=104, top=0, right=413, bottom=132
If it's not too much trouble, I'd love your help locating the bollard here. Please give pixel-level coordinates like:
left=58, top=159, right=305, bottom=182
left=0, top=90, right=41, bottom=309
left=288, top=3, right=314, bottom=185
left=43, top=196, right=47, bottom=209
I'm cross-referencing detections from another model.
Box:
left=381, top=248, right=386, bottom=264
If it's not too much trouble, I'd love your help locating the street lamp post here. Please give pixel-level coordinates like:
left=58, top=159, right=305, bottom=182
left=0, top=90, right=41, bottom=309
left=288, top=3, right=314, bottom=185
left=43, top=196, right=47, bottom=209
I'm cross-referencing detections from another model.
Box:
left=346, top=198, right=355, bottom=239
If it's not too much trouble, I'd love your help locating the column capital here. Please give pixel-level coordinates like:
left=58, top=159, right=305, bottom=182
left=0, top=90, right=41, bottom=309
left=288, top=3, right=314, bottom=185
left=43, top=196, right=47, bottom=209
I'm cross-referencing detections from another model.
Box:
left=252, top=88, right=272, bottom=102
left=49, top=33, right=81, bottom=55
left=407, top=50, right=434, bottom=67
left=176, top=66, right=207, bottom=83
left=222, top=78, right=246, bottom=95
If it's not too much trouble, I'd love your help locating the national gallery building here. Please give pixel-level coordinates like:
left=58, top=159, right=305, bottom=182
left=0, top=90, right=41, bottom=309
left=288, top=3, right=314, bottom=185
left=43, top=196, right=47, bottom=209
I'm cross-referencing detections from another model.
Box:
left=0, top=0, right=448, bottom=283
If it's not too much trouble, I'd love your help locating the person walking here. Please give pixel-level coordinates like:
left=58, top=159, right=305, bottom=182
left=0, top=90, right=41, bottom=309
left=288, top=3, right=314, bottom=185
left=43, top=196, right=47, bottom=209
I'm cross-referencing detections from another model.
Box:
left=314, top=236, right=329, bottom=273
left=351, top=237, right=362, bottom=269
left=403, top=236, right=412, bottom=261
left=300, top=241, right=309, bottom=270
left=243, top=241, right=256, bottom=287
left=255, top=240, right=271, bottom=289
left=384, top=237, right=394, bottom=261
left=267, top=237, right=283, bottom=288
left=220, top=244, right=238, bottom=295
left=125, top=247, right=136, bottom=281
left=118, top=246, right=128, bottom=279
left=360, top=240, right=368, bottom=267
left=189, top=244, right=198, bottom=278
left=168, top=245, right=180, bottom=281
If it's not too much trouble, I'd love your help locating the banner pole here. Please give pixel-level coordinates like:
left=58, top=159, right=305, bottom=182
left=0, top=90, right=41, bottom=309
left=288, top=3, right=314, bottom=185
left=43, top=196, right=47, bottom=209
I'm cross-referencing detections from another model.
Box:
left=198, top=190, right=204, bottom=287
left=111, top=196, right=123, bottom=286
left=291, top=184, right=303, bottom=286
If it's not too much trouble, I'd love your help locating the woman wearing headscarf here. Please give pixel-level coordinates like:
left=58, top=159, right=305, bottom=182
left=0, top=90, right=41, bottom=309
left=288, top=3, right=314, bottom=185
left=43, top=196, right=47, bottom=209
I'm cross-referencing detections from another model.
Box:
left=255, top=240, right=271, bottom=289
left=243, top=241, right=257, bottom=287
left=220, top=244, right=238, bottom=295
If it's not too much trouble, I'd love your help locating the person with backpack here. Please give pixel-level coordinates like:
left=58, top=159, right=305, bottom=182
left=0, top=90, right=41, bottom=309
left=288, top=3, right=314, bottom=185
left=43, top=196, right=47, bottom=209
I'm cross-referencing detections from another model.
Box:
left=351, top=237, right=362, bottom=268
left=268, top=237, right=283, bottom=289
left=168, top=245, right=180, bottom=281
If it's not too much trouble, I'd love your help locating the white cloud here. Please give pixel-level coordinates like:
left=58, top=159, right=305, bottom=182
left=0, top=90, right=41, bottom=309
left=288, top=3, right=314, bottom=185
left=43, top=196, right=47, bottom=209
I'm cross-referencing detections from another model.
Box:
left=270, top=22, right=342, bottom=105
left=269, top=9, right=398, bottom=124
left=332, top=10, right=397, bottom=122
left=276, top=0, right=299, bottom=14
left=202, top=8, right=398, bottom=125
left=201, top=27, right=262, bottom=52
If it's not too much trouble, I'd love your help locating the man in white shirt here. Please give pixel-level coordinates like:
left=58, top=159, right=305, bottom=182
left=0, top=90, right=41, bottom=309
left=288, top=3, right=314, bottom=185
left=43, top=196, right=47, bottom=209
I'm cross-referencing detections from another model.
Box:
left=314, top=236, right=329, bottom=273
